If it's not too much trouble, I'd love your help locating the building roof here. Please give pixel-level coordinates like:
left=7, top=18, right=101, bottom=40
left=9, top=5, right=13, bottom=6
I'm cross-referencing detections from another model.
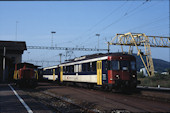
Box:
left=0, top=41, right=27, bottom=51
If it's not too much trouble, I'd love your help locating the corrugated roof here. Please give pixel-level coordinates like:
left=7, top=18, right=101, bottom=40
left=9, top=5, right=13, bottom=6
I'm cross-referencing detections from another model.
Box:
left=0, top=40, right=27, bottom=51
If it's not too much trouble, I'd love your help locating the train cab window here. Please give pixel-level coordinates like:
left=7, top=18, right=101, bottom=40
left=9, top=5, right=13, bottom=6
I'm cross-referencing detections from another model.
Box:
left=111, top=60, right=119, bottom=70
left=130, top=61, right=136, bottom=70
left=120, top=60, right=130, bottom=71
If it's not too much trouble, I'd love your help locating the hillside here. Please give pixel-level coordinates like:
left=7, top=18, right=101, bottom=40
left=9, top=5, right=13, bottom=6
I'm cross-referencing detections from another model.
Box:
left=133, top=54, right=170, bottom=72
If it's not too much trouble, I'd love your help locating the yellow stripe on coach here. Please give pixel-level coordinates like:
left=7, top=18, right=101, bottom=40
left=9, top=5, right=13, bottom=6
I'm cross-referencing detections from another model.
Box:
left=60, top=66, right=63, bottom=82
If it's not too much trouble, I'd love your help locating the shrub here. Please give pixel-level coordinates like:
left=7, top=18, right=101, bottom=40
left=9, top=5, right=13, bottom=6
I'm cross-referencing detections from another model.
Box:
left=137, top=72, right=145, bottom=78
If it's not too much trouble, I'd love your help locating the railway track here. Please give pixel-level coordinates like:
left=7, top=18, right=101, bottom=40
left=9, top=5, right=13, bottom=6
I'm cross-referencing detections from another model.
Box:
left=13, top=82, right=170, bottom=112
left=137, top=86, right=170, bottom=92
left=20, top=87, right=96, bottom=113
left=66, top=85, right=170, bottom=112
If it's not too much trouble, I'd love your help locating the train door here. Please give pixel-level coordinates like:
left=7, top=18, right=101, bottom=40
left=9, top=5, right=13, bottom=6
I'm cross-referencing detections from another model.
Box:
left=60, top=66, right=63, bottom=82
left=97, top=60, right=102, bottom=85
left=53, top=69, right=55, bottom=81
left=102, top=60, right=108, bottom=84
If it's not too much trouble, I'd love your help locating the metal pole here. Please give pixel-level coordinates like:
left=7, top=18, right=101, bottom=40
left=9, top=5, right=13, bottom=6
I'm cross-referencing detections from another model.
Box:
left=28, top=52, right=30, bottom=61
left=107, top=42, right=110, bottom=54
left=98, top=36, right=99, bottom=49
left=59, top=53, right=62, bottom=64
left=96, top=34, right=100, bottom=50
left=3, top=47, right=6, bottom=82
left=51, top=31, right=56, bottom=47
left=16, top=21, right=18, bottom=41
left=51, top=33, right=53, bottom=47
left=169, top=0, right=170, bottom=64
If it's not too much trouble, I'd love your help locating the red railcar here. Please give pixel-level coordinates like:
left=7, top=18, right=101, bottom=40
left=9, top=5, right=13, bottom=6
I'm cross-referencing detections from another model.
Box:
left=13, top=63, right=38, bottom=87
left=106, top=53, right=139, bottom=90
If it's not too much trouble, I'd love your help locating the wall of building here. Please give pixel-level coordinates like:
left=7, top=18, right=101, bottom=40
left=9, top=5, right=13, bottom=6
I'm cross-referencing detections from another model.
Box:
left=0, top=56, right=14, bottom=82
left=6, top=53, right=22, bottom=64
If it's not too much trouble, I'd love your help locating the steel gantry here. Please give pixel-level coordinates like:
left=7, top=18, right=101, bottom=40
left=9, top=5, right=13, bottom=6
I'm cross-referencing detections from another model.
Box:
left=27, top=46, right=108, bottom=51
left=108, top=32, right=170, bottom=76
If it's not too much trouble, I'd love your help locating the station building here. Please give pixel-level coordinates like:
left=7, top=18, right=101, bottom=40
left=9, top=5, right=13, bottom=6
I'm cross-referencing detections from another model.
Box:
left=0, top=41, right=27, bottom=82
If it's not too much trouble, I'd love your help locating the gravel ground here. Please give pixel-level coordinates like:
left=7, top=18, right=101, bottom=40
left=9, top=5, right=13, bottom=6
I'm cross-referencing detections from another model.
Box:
left=13, top=82, right=170, bottom=112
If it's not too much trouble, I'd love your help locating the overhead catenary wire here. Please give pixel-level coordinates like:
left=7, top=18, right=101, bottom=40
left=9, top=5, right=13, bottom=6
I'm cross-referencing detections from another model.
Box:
left=122, top=16, right=169, bottom=33
left=22, top=1, right=168, bottom=67
left=64, top=2, right=128, bottom=47
left=100, top=0, right=149, bottom=32
left=86, top=1, right=166, bottom=47
left=80, top=1, right=150, bottom=47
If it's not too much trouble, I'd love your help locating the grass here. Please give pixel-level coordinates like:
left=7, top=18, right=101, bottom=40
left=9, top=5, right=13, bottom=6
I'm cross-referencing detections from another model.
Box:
left=137, top=73, right=170, bottom=88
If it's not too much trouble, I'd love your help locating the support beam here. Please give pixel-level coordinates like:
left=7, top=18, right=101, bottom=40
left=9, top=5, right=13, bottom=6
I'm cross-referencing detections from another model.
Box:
left=27, top=46, right=108, bottom=51
left=109, top=32, right=170, bottom=76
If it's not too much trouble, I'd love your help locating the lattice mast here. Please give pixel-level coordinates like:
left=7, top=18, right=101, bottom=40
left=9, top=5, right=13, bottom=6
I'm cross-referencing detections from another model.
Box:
left=108, top=32, right=170, bottom=76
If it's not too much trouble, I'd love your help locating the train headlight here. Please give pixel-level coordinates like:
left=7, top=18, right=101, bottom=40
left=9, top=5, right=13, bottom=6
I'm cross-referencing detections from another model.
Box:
left=115, top=74, right=120, bottom=79
left=132, top=75, right=136, bottom=78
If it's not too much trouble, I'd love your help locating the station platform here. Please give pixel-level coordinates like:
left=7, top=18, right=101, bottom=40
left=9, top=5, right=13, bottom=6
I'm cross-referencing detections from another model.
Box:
left=0, top=83, right=53, bottom=113
left=0, top=84, right=27, bottom=113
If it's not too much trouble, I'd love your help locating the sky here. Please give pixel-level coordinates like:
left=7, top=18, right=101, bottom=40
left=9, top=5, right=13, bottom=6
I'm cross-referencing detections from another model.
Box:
left=0, top=0, right=169, bottom=67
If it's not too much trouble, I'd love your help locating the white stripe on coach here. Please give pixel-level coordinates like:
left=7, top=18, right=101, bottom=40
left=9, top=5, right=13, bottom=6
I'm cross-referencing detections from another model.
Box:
left=59, top=56, right=108, bottom=66
left=8, top=84, right=33, bottom=113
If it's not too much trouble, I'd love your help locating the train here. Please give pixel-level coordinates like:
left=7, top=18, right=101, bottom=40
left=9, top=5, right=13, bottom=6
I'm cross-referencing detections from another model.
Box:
left=40, top=53, right=140, bottom=91
left=13, top=63, right=39, bottom=87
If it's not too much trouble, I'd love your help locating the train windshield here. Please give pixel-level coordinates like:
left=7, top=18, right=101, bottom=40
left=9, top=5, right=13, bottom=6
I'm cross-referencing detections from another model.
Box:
left=111, top=60, right=119, bottom=70
left=109, top=60, right=136, bottom=71
left=130, top=61, right=136, bottom=70
left=120, top=60, right=130, bottom=71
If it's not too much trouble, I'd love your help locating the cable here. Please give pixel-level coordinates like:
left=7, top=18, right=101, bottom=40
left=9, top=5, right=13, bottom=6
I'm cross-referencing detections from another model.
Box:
left=62, top=2, right=128, bottom=47
left=100, top=1, right=149, bottom=32
left=122, top=16, right=169, bottom=33
left=80, top=1, right=150, bottom=47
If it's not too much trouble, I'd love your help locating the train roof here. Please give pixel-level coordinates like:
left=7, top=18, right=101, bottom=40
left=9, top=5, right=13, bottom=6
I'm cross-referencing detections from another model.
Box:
left=66, top=52, right=134, bottom=62
left=60, top=52, right=135, bottom=66
left=43, top=52, right=135, bottom=68
left=43, top=65, right=59, bottom=70
left=17, top=62, right=40, bottom=68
